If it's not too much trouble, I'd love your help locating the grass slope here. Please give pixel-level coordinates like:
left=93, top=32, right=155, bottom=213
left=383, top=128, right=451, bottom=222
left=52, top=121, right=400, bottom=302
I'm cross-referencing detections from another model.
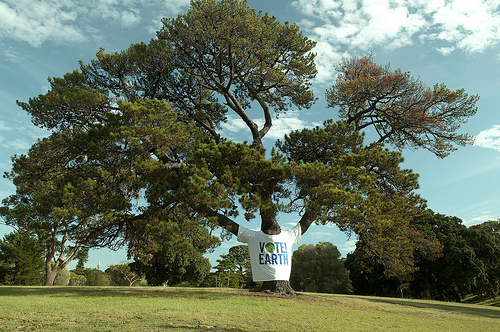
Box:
left=0, top=286, right=499, bottom=331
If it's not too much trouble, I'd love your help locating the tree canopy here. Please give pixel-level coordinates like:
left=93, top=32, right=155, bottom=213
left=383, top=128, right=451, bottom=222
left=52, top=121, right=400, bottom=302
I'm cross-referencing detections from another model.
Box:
left=326, top=55, right=478, bottom=158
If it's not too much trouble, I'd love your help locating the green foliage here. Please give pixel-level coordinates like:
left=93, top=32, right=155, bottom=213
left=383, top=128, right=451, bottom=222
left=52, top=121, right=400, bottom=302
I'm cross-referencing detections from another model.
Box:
left=53, top=267, right=71, bottom=286
left=344, top=251, right=401, bottom=297
left=290, top=242, right=352, bottom=294
left=347, top=212, right=500, bottom=301
left=277, top=120, right=426, bottom=278
left=0, top=125, right=136, bottom=284
left=130, top=237, right=211, bottom=286
left=411, top=213, right=500, bottom=301
left=16, top=70, right=110, bottom=131
left=106, top=263, right=145, bottom=286
left=0, top=231, right=44, bottom=285
left=465, top=220, right=500, bottom=298
left=68, top=272, right=86, bottom=286
left=213, top=245, right=252, bottom=288
left=74, top=248, right=89, bottom=275
left=158, top=0, right=317, bottom=145
left=84, top=268, right=111, bottom=286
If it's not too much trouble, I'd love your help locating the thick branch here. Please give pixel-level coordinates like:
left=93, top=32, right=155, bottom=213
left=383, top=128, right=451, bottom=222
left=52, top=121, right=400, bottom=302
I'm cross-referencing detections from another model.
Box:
left=223, top=90, right=261, bottom=145
left=298, top=209, right=318, bottom=235
left=202, top=208, right=239, bottom=236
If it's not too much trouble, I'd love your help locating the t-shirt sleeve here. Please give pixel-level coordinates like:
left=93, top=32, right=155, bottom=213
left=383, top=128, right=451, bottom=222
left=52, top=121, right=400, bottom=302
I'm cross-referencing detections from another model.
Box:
left=237, top=225, right=250, bottom=243
left=289, top=222, right=302, bottom=245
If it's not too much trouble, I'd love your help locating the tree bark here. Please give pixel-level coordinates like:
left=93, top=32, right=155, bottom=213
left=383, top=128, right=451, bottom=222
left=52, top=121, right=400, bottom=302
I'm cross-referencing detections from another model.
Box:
left=260, top=280, right=296, bottom=295
left=44, top=261, right=60, bottom=286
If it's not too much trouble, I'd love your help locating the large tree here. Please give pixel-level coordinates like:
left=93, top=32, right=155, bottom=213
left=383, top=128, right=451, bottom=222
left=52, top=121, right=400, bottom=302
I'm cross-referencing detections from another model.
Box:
left=7, top=0, right=477, bottom=293
left=0, top=127, right=138, bottom=285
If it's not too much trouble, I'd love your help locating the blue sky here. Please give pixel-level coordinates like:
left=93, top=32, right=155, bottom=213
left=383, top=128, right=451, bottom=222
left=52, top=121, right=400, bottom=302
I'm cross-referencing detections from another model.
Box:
left=1, top=0, right=500, bottom=270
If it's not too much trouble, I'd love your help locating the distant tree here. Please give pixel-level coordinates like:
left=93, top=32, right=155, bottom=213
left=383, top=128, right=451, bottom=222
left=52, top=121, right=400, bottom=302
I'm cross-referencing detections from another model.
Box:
left=84, top=268, right=111, bottom=286
left=344, top=251, right=400, bottom=297
left=130, top=240, right=211, bottom=286
left=74, top=248, right=89, bottom=275
left=68, top=272, right=86, bottom=286
left=326, top=55, right=478, bottom=158
left=347, top=212, right=499, bottom=301
left=107, top=263, right=145, bottom=286
left=465, top=220, right=500, bottom=298
left=0, top=231, right=44, bottom=285
left=409, top=212, right=481, bottom=301
left=214, top=245, right=252, bottom=288
left=290, top=242, right=352, bottom=294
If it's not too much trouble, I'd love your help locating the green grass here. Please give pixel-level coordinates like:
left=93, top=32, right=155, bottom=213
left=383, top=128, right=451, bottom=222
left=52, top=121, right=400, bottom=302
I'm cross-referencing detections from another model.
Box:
left=0, top=286, right=499, bottom=331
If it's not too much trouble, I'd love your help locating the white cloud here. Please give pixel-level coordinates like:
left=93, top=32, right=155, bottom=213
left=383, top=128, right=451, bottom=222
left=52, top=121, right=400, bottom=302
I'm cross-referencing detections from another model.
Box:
left=0, top=0, right=85, bottom=47
left=340, top=239, right=356, bottom=255
left=0, top=116, right=50, bottom=153
left=474, top=125, right=500, bottom=152
left=224, top=115, right=249, bottom=133
left=465, top=211, right=498, bottom=226
left=263, top=113, right=311, bottom=140
left=221, top=112, right=312, bottom=141
left=1, top=138, right=33, bottom=151
left=0, top=0, right=190, bottom=47
left=0, top=120, right=13, bottom=132
left=292, top=0, right=500, bottom=82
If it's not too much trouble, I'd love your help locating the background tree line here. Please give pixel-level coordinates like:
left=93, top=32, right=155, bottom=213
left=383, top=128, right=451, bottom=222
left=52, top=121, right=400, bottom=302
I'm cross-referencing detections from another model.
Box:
left=2, top=211, right=498, bottom=303
left=346, top=211, right=500, bottom=301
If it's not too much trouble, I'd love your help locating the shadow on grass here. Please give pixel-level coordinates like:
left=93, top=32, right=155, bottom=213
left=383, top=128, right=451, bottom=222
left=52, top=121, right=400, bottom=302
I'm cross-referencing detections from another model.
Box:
left=0, top=286, right=242, bottom=301
left=160, top=322, right=246, bottom=331
left=367, top=297, right=500, bottom=319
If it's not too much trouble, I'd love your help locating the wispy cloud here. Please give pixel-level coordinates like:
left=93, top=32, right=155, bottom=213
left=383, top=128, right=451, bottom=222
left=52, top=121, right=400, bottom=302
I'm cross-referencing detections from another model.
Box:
left=340, top=239, right=356, bottom=255
left=0, top=137, right=33, bottom=151
left=465, top=211, right=498, bottom=226
left=474, top=125, right=500, bottom=152
left=0, top=0, right=190, bottom=47
left=292, top=0, right=500, bottom=82
left=0, top=117, right=50, bottom=153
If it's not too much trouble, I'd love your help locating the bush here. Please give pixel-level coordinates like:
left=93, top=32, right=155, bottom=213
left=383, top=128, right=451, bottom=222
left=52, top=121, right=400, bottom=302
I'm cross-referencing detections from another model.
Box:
left=53, top=268, right=70, bottom=286
left=84, top=268, right=111, bottom=286
left=68, top=272, right=86, bottom=286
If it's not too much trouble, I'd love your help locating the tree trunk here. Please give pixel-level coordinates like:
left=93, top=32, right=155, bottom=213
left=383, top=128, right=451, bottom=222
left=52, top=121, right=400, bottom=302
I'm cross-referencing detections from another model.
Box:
left=260, top=280, right=296, bottom=295
left=258, top=193, right=297, bottom=295
left=44, top=262, right=59, bottom=286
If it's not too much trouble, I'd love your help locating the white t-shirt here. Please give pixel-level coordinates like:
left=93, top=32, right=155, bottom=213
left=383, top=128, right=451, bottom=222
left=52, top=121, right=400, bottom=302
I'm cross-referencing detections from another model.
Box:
left=237, top=223, right=302, bottom=282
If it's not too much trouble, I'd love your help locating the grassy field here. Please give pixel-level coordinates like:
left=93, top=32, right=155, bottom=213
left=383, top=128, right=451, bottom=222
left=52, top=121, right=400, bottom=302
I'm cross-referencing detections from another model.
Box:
left=0, top=286, right=499, bottom=331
